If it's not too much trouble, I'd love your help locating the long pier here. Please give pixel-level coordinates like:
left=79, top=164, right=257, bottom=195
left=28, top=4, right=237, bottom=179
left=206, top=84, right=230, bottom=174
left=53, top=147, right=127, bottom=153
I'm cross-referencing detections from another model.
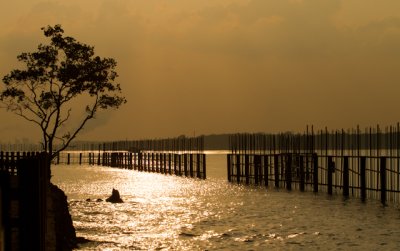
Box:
left=54, top=151, right=206, bottom=179
left=228, top=125, right=400, bottom=205
left=51, top=136, right=207, bottom=179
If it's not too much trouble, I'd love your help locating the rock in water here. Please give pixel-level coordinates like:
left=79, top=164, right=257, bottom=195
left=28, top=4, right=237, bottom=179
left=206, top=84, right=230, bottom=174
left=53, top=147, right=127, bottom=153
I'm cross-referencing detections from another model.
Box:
left=106, top=188, right=123, bottom=203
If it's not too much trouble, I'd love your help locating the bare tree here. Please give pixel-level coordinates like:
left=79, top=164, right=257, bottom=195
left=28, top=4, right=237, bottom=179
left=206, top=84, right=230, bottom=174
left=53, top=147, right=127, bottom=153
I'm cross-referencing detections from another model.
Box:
left=1, top=25, right=126, bottom=159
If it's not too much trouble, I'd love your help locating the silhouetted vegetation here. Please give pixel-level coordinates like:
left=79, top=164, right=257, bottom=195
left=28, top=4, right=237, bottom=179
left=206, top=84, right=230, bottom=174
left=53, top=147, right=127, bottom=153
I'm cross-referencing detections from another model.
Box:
left=1, top=24, right=126, bottom=159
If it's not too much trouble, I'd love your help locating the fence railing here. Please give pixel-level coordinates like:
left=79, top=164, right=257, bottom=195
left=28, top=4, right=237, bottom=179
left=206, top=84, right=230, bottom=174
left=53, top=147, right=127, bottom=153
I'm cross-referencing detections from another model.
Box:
left=54, top=151, right=207, bottom=179
left=227, top=153, right=400, bottom=205
left=0, top=151, right=49, bottom=251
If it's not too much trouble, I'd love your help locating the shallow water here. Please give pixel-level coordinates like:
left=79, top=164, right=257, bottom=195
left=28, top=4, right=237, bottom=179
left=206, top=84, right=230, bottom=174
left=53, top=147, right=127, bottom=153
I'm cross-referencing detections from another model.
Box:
left=51, top=153, right=400, bottom=250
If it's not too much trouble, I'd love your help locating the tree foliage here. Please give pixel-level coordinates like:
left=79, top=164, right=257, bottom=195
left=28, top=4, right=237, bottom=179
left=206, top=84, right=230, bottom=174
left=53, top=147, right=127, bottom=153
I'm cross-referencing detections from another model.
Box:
left=1, top=25, right=126, bottom=158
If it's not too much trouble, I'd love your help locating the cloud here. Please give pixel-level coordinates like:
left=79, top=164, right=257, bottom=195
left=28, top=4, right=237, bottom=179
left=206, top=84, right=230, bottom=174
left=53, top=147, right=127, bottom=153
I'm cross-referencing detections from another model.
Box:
left=2, top=0, right=400, bottom=140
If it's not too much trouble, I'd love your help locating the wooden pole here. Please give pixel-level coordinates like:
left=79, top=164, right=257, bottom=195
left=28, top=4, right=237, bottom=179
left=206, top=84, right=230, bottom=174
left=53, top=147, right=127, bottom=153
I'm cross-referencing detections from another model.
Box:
left=274, top=154, right=279, bottom=188
left=264, top=155, right=269, bottom=188
left=313, top=153, right=318, bottom=193
left=380, top=157, right=387, bottom=205
left=245, top=154, right=250, bottom=185
left=227, top=154, right=231, bottom=182
left=286, top=154, right=292, bottom=190
left=359, top=156, right=365, bottom=201
left=327, top=156, right=333, bottom=195
left=300, top=155, right=305, bottom=192
left=184, top=154, right=188, bottom=177
left=160, top=153, right=164, bottom=174
left=178, top=154, right=182, bottom=176
left=190, top=154, right=194, bottom=177
left=197, top=154, right=201, bottom=178
left=342, top=156, right=349, bottom=197
left=254, top=155, right=261, bottom=185
left=202, top=154, right=206, bottom=179
left=236, top=154, right=241, bottom=184
left=168, top=153, right=172, bottom=174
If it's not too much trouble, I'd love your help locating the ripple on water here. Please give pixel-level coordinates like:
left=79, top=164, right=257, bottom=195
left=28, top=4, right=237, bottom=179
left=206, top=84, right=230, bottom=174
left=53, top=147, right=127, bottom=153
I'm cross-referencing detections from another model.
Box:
left=51, top=162, right=400, bottom=250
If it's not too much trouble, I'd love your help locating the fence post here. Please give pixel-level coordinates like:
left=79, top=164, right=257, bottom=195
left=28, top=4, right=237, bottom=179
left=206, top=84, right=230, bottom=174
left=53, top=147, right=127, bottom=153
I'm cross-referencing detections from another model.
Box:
left=159, top=153, right=163, bottom=173
left=147, top=152, right=151, bottom=171
left=313, top=153, right=318, bottom=193
left=264, top=155, right=269, bottom=188
left=178, top=154, right=182, bottom=176
left=343, top=156, right=350, bottom=197
left=254, top=155, right=260, bottom=185
left=168, top=153, right=172, bottom=174
left=164, top=153, right=168, bottom=173
left=227, top=154, right=231, bottom=182
left=196, top=154, right=201, bottom=178
left=380, top=157, right=387, bottom=205
left=327, top=156, right=333, bottom=195
left=202, top=154, right=206, bottom=179
left=67, top=153, right=70, bottom=165
left=184, top=154, right=188, bottom=177
left=236, top=154, right=241, bottom=184
left=245, top=155, right=250, bottom=185
left=79, top=153, right=82, bottom=165
left=189, top=154, right=194, bottom=177
left=138, top=152, right=143, bottom=171
left=151, top=153, right=155, bottom=172
left=18, top=153, right=49, bottom=251
left=300, top=155, right=305, bottom=192
left=274, top=154, right=279, bottom=188
left=286, top=154, right=292, bottom=190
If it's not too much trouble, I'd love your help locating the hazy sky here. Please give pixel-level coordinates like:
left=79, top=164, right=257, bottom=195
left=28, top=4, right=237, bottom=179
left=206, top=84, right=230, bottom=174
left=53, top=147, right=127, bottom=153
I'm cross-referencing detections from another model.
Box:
left=1, top=0, right=400, bottom=142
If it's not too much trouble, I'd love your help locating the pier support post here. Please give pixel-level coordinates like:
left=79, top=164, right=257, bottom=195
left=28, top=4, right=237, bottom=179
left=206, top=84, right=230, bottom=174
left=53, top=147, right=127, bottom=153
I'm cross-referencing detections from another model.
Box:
left=245, top=155, right=250, bottom=185
left=274, top=154, right=279, bottom=188
left=196, top=154, right=201, bottom=178
left=263, top=155, right=269, bottom=188
left=202, top=154, right=206, bottom=179
left=313, top=153, right=318, bottom=193
left=380, top=157, right=387, bottom=205
left=236, top=155, right=241, bottom=184
left=164, top=153, right=168, bottom=174
left=343, top=156, right=350, bottom=197
left=227, top=154, right=232, bottom=182
left=286, top=154, right=292, bottom=190
left=254, top=155, right=261, bottom=185
left=178, top=154, right=182, bottom=176
left=300, top=155, right=305, bottom=192
left=190, top=154, right=194, bottom=177
left=184, top=154, right=188, bottom=177
left=327, top=156, right=333, bottom=195
left=168, top=153, right=172, bottom=174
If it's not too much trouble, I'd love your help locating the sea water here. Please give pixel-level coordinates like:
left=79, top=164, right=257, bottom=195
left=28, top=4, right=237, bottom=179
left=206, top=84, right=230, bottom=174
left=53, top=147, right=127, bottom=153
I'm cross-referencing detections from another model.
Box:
left=51, top=152, right=400, bottom=250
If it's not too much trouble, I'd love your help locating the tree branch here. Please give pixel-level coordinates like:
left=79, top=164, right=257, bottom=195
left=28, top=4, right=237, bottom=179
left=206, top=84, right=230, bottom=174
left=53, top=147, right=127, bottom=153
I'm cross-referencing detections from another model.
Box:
left=52, top=95, right=99, bottom=158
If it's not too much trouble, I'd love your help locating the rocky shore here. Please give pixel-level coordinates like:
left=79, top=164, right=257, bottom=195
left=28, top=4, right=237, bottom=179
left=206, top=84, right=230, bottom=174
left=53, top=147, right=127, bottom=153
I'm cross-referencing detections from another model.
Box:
left=47, top=183, right=77, bottom=250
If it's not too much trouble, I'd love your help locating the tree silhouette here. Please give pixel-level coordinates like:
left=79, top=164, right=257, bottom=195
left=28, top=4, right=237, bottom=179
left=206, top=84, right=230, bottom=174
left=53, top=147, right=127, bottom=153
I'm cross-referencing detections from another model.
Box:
left=1, top=24, right=126, bottom=159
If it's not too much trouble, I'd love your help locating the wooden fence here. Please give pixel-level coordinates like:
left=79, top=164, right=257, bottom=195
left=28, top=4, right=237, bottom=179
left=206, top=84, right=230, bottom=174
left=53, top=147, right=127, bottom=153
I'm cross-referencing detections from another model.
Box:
left=54, top=151, right=207, bottom=179
left=227, top=153, right=399, bottom=204
left=0, top=152, right=49, bottom=251
left=227, top=127, right=400, bottom=205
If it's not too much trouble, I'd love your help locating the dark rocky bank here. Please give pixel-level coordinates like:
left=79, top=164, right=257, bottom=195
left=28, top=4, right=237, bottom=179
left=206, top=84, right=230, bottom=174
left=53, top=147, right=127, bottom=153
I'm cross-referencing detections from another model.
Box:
left=49, top=183, right=78, bottom=250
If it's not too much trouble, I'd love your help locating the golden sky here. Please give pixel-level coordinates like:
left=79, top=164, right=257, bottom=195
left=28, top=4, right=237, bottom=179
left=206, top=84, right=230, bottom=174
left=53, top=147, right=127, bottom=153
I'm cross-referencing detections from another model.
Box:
left=1, top=0, right=400, bottom=142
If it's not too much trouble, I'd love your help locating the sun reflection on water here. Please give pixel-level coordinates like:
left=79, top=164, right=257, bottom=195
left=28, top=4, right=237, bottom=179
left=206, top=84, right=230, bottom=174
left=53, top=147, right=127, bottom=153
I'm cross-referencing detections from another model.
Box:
left=52, top=161, right=400, bottom=250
